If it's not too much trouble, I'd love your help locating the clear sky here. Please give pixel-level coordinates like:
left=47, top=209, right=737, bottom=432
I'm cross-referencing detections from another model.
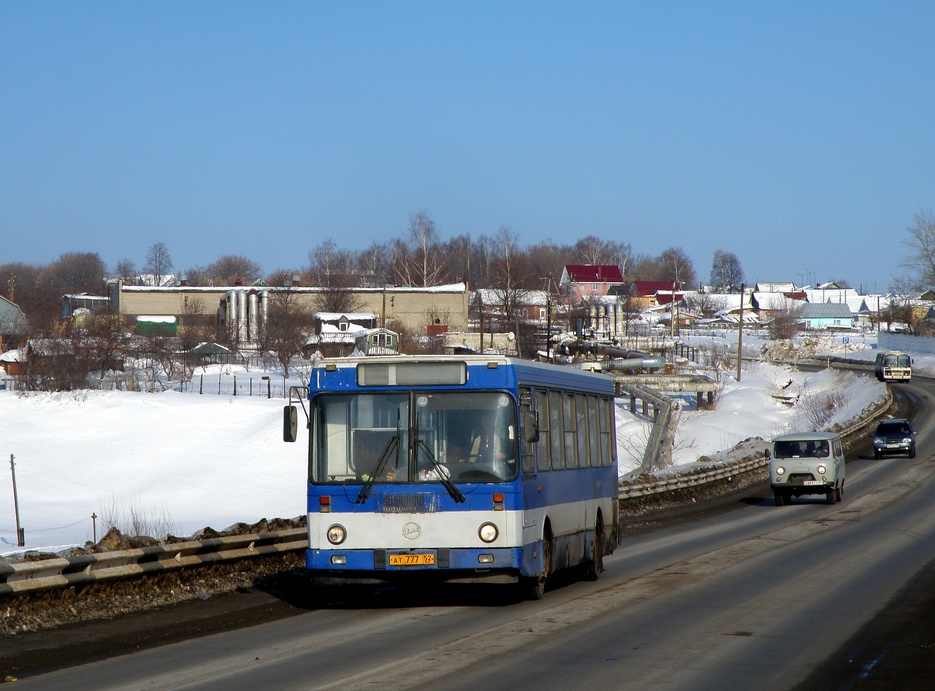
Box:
left=3, top=2, right=933, bottom=294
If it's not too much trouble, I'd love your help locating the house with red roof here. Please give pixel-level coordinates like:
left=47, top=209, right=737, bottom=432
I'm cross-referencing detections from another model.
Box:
left=559, top=264, right=625, bottom=302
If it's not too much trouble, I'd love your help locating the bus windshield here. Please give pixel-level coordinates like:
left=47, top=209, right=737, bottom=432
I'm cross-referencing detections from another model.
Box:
left=311, top=391, right=518, bottom=484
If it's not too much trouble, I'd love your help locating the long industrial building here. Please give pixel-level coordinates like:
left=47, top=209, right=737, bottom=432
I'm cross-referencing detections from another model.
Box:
left=111, top=281, right=470, bottom=345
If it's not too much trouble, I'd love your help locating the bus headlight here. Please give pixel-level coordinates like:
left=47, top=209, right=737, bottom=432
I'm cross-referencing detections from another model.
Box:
left=817, top=465, right=826, bottom=475
left=478, top=522, right=499, bottom=543
left=327, top=524, right=347, bottom=545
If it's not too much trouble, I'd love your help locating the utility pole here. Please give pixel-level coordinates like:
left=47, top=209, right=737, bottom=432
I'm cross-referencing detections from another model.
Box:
left=543, top=271, right=554, bottom=362
left=737, top=283, right=744, bottom=382
left=10, top=454, right=23, bottom=546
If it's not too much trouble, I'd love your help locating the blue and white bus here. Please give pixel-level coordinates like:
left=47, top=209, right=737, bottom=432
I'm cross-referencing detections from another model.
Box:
left=283, top=354, right=619, bottom=599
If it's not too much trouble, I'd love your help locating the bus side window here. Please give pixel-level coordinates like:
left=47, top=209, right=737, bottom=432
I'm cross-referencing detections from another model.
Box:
left=549, top=390, right=564, bottom=470
left=587, top=395, right=600, bottom=467
left=520, top=387, right=536, bottom=474
left=535, top=390, right=551, bottom=472
left=576, top=393, right=589, bottom=467
left=601, top=397, right=616, bottom=466
left=563, top=393, right=577, bottom=469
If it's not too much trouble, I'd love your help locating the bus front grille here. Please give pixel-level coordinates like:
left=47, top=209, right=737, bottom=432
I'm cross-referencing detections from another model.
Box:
left=378, top=494, right=443, bottom=514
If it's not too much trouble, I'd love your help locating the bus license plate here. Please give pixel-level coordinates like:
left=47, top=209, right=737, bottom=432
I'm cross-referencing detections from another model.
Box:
left=389, top=553, right=435, bottom=566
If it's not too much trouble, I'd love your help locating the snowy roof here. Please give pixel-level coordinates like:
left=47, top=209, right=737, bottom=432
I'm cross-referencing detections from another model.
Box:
left=474, top=289, right=548, bottom=305
left=320, top=322, right=368, bottom=334
left=314, top=312, right=376, bottom=321
left=804, top=288, right=865, bottom=313
left=752, top=291, right=806, bottom=310
left=136, top=315, right=177, bottom=324
left=633, top=280, right=682, bottom=296
left=754, top=281, right=798, bottom=292
left=0, top=348, right=25, bottom=363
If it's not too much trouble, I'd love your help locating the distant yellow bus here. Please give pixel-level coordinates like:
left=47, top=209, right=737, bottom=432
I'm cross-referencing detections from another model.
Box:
left=874, top=351, right=912, bottom=382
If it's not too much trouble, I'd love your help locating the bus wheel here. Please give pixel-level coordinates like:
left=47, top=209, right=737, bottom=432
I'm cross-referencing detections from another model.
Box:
left=523, top=527, right=552, bottom=600
left=583, top=516, right=604, bottom=581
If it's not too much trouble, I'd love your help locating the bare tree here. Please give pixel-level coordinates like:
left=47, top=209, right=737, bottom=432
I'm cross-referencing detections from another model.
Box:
left=262, top=288, right=312, bottom=377
left=357, top=242, right=389, bottom=287
left=439, top=234, right=474, bottom=286
left=81, top=312, right=130, bottom=383
left=388, top=237, right=414, bottom=287
left=49, top=252, right=108, bottom=294
left=178, top=295, right=210, bottom=351
left=629, top=251, right=664, bottom=281
left=308, top=239, right=363, bottom=313
left=683, top=292, right=730, bottom=319
left=769, top=298, right=804, bottom=340
left=308, top=239, right=356, bottom=287
left=574, top=236, right=619, bottom=265
left=114, top=259, right=137, bottom=284
left=488, top=227, right=535, bottom=329
left=207, top=254, right=262, bottom=286
left=144, top=242, right=174, bottom=287
left=900, top=210, right=935, bottom=292
left=267, top=267, right=302, bottom=288
left=709, top=250, right=744, bottom=292
left=658, top=246, right=697, bottom=288
left=612, top=242, right=634, bottom=283
left=526, top=239, right=569, bottom=288
left=182, top=264, right=209, bottom=287
left=407, top=211, right=445, bottom=287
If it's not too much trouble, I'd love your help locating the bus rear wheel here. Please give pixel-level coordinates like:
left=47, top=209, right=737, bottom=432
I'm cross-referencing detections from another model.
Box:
left=583, top=516, right=605, bottom=581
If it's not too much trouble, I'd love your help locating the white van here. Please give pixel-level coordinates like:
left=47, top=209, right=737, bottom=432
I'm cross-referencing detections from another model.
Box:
left=874, top=351, right=912, bottom=382
left=767, top=432, right=845, bottom=506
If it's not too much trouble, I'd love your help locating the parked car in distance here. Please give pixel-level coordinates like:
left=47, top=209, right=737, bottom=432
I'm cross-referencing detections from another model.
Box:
left=871, top=418, right=916, bottom=458
left=767, top=431, right=845, bottom=506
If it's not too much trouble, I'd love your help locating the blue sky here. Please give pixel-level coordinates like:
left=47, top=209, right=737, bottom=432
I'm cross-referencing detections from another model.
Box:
left=2, top=2, right=933, bottom=294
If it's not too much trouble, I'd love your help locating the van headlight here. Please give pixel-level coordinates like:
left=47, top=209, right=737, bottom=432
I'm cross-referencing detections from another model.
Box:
left=775, top=466, right=785, bottom=475
left=817, top=465, right=826, bottom=475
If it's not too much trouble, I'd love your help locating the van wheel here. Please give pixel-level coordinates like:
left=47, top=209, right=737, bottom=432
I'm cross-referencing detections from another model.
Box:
left=910, top=447, right=916, bottom=458
left=774, top=491, right=785, bottom=507
left=826, top=488, right=837, bottom=505
left=874, top=450, right=882, bottom=459
left=835, top=481, right=844, bottom=502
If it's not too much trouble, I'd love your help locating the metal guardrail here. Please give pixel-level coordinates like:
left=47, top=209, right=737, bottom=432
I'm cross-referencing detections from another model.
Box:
left=619, top=454, right=768, bottom=499
left=0, top=528, right=308, bottom=595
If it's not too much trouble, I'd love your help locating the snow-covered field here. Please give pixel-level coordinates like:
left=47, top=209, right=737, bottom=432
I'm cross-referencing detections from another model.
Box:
left=0, top=332, right=924, bottom=555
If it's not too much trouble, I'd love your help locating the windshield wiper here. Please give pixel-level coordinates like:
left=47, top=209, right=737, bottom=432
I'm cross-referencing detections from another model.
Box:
left=356, top=434, right=399, bottom=504
left=416, top=438, right=465, bottom=503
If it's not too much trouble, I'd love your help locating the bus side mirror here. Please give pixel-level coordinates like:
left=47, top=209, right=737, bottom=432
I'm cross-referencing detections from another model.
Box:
left=524, top=410, right=539, bottom=443
left=283, top=405, right=298, bottom=443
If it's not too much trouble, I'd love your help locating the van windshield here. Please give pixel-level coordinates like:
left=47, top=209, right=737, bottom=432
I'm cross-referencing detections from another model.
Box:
left=773, top=440, right=830, bottom=458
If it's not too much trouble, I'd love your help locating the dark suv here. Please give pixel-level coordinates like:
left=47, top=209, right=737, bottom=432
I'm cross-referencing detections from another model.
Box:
left=872, top=419, right=916, bottom=459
